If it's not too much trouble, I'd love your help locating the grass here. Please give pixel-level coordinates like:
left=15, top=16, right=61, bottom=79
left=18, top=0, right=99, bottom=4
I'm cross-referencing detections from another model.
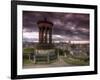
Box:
left=64, top=57, right=89, bottom=66
left=72, top=53, right=89, bottom=60
left=23, top=59, right=32, bottom=65
left=23, top=48, right=34, bottom=54
left=63, top=54, right=89, bottom=66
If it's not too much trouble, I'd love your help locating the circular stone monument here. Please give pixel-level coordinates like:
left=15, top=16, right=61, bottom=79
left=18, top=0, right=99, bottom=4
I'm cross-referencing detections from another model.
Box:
left=33, top=18, right=57, bottom=64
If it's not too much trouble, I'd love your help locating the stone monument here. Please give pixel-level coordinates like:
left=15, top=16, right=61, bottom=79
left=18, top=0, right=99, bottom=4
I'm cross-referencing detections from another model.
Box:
left=34, top=18, right=57, bottom=64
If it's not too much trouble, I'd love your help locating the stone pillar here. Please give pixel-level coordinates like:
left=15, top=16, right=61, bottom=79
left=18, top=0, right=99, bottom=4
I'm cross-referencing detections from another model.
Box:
left=41, top=27, right=44, bottom=43
left=39, top=27, right=42, bottom=43
left=64, top=52, right=67, bottom=57
left=34, top=55, right=36, bottom=64
left=49, top=28, right=52, bottom=44
left=47, top=53, right=50, bottom=63
left=39, top=27, right=40, bottom=42
left=29, top=54, right=31, bottom=61
left=57, top=49, right=60, bottom=59
left=45, top=28, right=48, bottom=43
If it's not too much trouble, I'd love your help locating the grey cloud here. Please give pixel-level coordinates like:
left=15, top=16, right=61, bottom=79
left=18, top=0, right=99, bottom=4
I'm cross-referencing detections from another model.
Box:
left=23, top=11, right=89, bottom=41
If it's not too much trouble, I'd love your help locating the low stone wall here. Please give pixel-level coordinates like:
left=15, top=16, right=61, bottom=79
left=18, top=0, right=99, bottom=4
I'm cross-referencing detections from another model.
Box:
left=33, top=49, right=57, bottom=63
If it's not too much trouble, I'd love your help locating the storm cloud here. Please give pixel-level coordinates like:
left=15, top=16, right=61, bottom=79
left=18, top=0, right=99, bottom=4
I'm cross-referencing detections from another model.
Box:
left=23, top=11, right=89, bottom=42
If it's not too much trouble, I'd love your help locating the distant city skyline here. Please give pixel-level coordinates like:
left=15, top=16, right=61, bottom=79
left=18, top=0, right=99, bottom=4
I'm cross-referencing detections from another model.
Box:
left=23, top=11, right=90, bottom=43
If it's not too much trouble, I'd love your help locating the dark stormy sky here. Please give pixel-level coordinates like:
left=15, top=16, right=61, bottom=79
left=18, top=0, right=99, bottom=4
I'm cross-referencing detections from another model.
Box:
left=23, top=11, right=89, bottom=43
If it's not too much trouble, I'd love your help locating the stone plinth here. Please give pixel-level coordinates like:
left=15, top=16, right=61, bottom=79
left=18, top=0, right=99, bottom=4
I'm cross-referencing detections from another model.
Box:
left=34, top=49, right=57, bottom=63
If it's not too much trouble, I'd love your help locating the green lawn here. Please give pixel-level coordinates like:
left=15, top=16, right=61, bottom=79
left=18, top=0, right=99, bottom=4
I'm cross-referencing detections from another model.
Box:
left=23, top=58, right=32, bottom=65
left=23, top=48, right=34, bottom=54
left=63, top=54, right=89, bottom=66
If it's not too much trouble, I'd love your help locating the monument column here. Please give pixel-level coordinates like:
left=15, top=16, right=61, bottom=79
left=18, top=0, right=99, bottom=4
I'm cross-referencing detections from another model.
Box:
left=39, top=27, right=41, bottom=43
left=44, top=27, right=48, bottom=43
left=49, top=28, right=52, bottom=44
left=41, top=27, right=44, bottom=43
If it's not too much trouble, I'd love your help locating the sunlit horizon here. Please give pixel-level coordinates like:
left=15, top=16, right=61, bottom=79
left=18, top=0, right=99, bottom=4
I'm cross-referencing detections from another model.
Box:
left=23, top=32, right=89, bottom=44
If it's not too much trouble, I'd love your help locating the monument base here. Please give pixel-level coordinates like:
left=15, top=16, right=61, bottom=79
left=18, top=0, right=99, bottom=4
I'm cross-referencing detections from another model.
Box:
left=33, top=49, right=57, bottom=64
left=36, top=43, right=55, bottom=49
